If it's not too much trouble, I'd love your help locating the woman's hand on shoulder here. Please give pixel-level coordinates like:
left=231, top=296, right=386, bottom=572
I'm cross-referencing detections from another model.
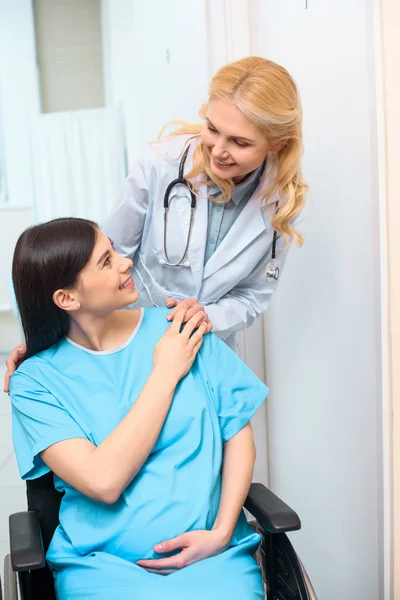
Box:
left=3, top=343, right=26, bottom=393
left=165, top=297, right=213, bottom=333
left=153, top=307, right=207, bottom=383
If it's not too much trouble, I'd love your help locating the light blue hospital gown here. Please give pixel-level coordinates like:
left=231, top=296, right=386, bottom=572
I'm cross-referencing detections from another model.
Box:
left=11, top=308, right=268, bottom=600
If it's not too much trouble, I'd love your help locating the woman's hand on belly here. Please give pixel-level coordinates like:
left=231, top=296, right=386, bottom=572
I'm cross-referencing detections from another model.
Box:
left=166, top=297, right=213, bottom=333
left=136, top=529, right=229, bottom=574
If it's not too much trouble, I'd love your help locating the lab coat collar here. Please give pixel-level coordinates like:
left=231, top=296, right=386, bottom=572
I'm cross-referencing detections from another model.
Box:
left=209, top=159, right=266, bottom=206
left=202, top=159, right=280, bottom=279
left=202, top=185, right=268, bottom=279
left=170, top=134, right=278, bottom=207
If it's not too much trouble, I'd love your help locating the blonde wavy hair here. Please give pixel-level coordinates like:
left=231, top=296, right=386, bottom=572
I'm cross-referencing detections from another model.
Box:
left=159, top=57, right=308, bottom=246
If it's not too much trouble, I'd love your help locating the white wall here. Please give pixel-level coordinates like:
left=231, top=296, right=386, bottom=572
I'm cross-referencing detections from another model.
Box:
left=34, top=0, right=104, bottom=113
left=0, top=210, right=32, bottom=352
left=0, top=2, right=39, bottom=581
left=251, top=1, right=383, bottom=598
left=0, top=0, right=38, bottom=351
left=102, top=0, right=209, bottom=164
left=0, top=0, right=39, bottom=208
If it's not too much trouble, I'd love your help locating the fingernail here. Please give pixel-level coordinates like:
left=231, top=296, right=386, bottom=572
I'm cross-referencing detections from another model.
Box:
left=155, top=543, right=162, bottom=551
left=166, top=314, right=172, bottom=320
left=166, top=301, right=173, bottom=307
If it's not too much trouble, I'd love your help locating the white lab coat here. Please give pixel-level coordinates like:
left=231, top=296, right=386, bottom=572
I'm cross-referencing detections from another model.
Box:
left=102, top=135, right=291, bottom=348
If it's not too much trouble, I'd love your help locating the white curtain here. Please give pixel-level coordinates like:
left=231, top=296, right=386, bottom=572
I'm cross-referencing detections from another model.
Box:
left=30, top=107, right=126, bottom=224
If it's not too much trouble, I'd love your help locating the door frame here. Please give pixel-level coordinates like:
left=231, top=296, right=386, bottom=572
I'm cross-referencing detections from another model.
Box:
left=373, top=0, right=400, bottom=597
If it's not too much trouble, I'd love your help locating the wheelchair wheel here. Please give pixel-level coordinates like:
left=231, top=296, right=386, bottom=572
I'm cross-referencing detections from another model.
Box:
left=4, top=554, right=18, bottom=600
left=252, top=522, right=317, bottom=600
left=272, top=534, right=317, bottom=599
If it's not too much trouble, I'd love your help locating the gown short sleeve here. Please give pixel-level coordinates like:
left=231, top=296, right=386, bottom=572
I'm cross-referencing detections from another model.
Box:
left=10, top=368, right=87, bottom=480
left=200, top=334, right=269, bottom=442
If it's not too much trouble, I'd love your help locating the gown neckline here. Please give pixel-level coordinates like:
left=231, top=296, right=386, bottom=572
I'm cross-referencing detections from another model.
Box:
left=64, top=308, right=144, bottom=355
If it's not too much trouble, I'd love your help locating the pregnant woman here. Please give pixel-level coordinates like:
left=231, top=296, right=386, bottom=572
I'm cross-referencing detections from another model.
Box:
left=10, top=217, right=268, bottom=599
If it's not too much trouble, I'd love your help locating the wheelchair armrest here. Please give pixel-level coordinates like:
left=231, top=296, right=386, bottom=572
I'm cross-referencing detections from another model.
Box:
left=245, top=483, right=301, bottom=534
left=9, top=511, right=46, bottom=571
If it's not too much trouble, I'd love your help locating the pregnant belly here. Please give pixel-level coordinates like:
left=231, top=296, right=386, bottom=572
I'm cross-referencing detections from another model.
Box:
left=54, top=466, right=221, bottom=564
left=114, top=469, right=221, bottom=561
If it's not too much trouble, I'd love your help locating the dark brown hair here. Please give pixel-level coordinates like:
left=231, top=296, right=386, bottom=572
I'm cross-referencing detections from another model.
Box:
left=12, top=217, right=98, bottom=358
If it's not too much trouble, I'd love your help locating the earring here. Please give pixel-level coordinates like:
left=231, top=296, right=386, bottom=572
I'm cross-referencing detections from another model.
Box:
left=76, top=303, right=80, bottom=309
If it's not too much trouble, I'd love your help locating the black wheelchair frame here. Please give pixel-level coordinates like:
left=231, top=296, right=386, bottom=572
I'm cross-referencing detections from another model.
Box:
left=2, top=474, right=317, bottom=600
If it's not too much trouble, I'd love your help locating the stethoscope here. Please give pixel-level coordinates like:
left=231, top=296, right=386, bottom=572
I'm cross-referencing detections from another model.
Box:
left=265, top=225, right=279, bottom=281
left=160, top=145, right=195, bottom=268
left=160, top=144, right=280, bottom=281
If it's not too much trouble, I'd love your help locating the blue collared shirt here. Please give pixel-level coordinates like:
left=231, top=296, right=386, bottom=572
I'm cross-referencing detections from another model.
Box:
left=204, top=161, right=266, bottom=264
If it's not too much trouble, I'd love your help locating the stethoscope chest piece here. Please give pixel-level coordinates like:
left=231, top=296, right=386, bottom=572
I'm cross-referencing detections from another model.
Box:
left=265, top=261, right=279, bottom=281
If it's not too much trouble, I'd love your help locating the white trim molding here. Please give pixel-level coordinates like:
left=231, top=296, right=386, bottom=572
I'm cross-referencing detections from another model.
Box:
left=372, top=0, right=393, bottom=597
left=375, top=0, right=400, bottom=597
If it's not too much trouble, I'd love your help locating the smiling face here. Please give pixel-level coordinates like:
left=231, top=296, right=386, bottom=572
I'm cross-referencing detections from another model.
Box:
left=54, top=231, right=138, bottom=315
left=200, top=99, right=272, bottom=183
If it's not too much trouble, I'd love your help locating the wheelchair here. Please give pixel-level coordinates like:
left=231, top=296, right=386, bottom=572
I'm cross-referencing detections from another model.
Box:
left=2, top=473, right=317, bottom=599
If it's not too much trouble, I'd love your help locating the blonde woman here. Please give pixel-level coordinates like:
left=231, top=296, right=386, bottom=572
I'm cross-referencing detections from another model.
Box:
left=4, top=56, right=307, bottom=391
left=103, top=56, right=307, bottom=346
